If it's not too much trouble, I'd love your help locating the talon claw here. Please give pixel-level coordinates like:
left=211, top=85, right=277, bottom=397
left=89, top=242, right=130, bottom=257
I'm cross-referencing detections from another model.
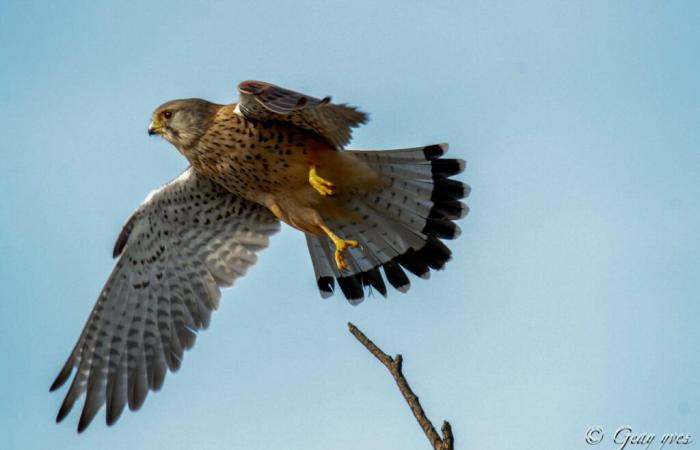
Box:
left=309, top=165, right=336, bottom=196
left=334, top=239, right=359, bottom=271
left=320, top=225, right=359, bottom=271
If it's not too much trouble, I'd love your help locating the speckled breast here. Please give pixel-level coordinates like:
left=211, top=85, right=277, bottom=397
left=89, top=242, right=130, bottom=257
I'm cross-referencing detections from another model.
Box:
left=187, top=107, right=320, bottom=200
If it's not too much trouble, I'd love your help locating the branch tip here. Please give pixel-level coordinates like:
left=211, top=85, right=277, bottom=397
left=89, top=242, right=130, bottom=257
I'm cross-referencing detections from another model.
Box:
left=348, top=323, right=454, bottom=450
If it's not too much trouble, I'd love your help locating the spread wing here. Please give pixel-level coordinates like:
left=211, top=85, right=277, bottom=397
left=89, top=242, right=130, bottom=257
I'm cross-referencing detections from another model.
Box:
left=50, top=168, right=280, bottom=432
left=237, top=80, right=368, bottom=148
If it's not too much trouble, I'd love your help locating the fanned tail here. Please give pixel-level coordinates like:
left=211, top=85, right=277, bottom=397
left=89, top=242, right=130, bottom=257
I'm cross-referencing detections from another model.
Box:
left=305, top=143, right=469, bottom=303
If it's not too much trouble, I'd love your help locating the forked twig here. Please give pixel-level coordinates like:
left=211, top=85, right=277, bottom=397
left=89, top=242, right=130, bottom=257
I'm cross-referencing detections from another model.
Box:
left=348, top=322, right=454, bottom=450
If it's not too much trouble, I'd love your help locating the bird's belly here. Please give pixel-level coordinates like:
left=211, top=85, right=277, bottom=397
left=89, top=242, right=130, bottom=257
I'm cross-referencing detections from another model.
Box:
left=191, top=119, right=382, bottom=232
left=193, top=129, right=320, bottom=203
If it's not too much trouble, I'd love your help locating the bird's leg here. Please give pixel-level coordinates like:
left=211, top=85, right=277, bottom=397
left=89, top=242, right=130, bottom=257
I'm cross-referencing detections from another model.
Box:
left=309, top=165, right=336, bottom=196
left=320, top=224, right=359, bottom=271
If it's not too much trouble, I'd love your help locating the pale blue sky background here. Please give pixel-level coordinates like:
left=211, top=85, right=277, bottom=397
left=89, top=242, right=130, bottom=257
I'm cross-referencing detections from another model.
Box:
left=1, top=1, right=699, bottom=449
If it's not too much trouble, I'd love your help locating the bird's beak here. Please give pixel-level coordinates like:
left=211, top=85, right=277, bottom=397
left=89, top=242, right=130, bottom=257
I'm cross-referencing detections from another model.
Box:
left=148, top=118, right=162, bottom=136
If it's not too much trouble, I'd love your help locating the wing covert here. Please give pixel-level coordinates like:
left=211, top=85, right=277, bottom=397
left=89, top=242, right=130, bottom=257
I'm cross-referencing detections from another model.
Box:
left=237, top=80, right=368, bottom=148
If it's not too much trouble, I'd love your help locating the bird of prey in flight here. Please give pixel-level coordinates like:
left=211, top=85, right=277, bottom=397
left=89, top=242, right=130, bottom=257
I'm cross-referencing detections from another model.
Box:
left=50, top=80, right=470, bottom=432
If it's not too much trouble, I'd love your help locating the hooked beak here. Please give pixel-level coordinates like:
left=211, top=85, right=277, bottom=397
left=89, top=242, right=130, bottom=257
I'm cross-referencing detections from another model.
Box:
left=148, top=118, right=162, bottom=136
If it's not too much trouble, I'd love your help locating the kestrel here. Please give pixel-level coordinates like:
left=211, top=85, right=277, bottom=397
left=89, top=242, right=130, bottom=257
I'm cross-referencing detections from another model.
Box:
left=51, top=80, right=470, bottom=432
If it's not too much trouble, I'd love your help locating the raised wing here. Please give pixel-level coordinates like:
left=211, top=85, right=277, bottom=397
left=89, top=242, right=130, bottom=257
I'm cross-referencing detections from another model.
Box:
left=50, top=168, right=280, bottom=432
left=237, top=80, right=368, bottom=148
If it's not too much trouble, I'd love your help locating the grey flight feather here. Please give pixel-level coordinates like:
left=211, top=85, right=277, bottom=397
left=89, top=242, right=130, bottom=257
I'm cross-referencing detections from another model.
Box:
left=50, top=168, right=280, bottom=432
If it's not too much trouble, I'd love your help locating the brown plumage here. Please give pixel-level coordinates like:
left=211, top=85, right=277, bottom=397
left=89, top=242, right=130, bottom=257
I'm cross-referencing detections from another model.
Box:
left=147, top=80, right=470, bottom=299
left=149, top=89, right=379, bottom=237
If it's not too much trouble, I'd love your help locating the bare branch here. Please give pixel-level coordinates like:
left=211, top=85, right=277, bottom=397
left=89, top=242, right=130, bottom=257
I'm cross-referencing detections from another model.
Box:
left=348, top=322, right=454, bottom=450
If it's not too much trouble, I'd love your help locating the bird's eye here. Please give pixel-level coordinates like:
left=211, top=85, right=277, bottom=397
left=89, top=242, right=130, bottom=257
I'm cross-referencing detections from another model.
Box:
left=162, top=110, right=173, bottom=119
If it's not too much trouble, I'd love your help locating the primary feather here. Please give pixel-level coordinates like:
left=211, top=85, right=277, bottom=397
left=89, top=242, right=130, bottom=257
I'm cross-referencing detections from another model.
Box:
left=51, top=169, right=279, bottom=431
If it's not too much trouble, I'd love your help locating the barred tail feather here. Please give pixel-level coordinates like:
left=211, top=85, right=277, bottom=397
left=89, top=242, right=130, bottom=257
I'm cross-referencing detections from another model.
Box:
left=305, top=143, right=469, bottom=303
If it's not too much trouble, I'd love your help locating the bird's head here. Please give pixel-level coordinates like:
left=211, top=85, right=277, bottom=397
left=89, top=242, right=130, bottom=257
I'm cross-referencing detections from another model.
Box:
left=148, top=98, right=219, bottom=149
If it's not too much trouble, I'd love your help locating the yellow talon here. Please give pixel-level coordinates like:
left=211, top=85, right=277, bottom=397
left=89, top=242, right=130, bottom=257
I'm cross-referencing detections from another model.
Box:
left=309, top=165, right=336, bottom=196
left=334, top=239, right=360, bottom=271
left=320, top=225, right=359, bottom=271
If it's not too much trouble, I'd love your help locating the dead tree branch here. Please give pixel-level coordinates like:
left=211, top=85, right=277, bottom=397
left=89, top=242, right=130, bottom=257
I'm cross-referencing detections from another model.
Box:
left=348, top=322, right=454, bottom=450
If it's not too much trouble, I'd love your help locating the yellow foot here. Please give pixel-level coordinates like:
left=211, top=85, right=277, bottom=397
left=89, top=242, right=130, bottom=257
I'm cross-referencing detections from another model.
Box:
left=334, top=238, right=360, bottom=271
left=309, top=165, right=336, bottom=196
left=320, top=225, right=359, bottom=271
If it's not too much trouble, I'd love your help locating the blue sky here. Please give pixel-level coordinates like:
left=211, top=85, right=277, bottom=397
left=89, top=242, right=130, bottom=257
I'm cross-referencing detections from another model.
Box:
left=1, top=1, right=699, bottom=449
